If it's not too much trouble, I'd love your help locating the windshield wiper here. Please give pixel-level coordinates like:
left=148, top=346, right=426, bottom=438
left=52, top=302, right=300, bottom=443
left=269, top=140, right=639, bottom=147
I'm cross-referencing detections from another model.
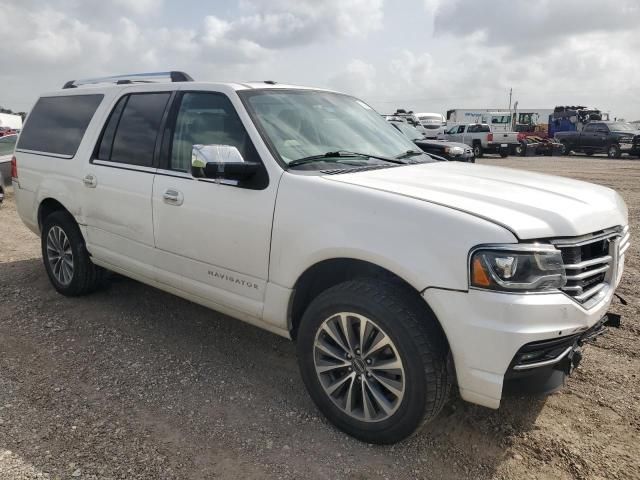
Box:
left=288, top=150, right=406, bottom=168
left=395, top=150, right=425, bottom=159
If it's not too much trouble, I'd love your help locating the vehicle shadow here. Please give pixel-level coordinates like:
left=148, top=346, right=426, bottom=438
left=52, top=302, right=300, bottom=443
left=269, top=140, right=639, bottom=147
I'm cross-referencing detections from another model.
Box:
left=0, top=258, right=548, bottom=479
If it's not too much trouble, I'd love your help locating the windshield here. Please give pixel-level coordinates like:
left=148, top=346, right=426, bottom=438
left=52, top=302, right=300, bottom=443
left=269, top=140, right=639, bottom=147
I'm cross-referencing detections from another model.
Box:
left=241, top=90, right=421, bottom=165
left=609, top=122, right=636, bottom=131
left=419, top=115, right=442, bottom=122
left=393, top=122, right=424, bottom=141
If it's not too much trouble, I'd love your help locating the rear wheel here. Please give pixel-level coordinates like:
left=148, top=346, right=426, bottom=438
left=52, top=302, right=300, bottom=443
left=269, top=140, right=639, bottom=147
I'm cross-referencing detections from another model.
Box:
left=515, top=143, right=525, bottom=157
left=296, top=279, right=450, bottom=444
left=472, top=143, right=483, bottom=158
left=41, top=211, right=106, bottom=296
left=560, top=142, right=572, bottom=155
left=607, top=144, right=622, bottom=159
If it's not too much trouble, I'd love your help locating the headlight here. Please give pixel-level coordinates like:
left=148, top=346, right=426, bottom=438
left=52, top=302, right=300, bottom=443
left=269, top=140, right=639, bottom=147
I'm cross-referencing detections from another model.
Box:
left=470, top=245, right=566, bottom=292
left=444, top=146, right=465, bottom=156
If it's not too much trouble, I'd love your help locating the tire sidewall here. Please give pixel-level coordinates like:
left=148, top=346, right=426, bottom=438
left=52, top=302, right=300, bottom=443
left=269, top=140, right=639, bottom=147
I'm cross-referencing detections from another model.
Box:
left=296, top=286, right=431, bottom=443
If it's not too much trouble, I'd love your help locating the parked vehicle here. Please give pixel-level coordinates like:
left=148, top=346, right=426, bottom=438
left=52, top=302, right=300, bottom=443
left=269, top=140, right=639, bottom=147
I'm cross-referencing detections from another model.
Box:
left=13, top=72, right=629, bottom=444
left=438, top=123, right=515, bottom=157
left=0, top=133, right=17, bottom=184
left=548, top=106, right=609, bottom=138
left=389, top=120, right=474, bottom=162
left=0, top=112, right=23, bottom=131
left=415, top=112, right=446, bottom=138
left=555, top=121, right=640, bottom=158
left=0, top=170, right=4, bottom=204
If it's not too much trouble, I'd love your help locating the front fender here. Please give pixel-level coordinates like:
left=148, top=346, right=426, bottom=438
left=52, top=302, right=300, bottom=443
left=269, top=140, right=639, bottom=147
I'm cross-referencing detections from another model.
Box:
left=269, top=173, right=517, bottom=293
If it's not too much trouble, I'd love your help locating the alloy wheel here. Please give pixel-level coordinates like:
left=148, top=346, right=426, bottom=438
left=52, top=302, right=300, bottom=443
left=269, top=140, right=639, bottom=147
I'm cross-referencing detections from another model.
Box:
left=313, top=312, right=405, bottom=422
left=46, top=225, right=74, bottom=286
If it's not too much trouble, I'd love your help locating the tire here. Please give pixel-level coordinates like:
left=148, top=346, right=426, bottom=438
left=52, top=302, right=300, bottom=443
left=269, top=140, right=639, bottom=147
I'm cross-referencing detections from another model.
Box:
left=607, top=144, right=622, bottom=159
left=472, top=143, right=483, bottom=158
left=0, top=185, right=4, bottom=205
left=41, top=210, right=106, bottom=296
left=561, top=142, right=572, bottom=155
left=296, top=279, right=450, bottom=444
left=515, top=144, right=525, bottom=157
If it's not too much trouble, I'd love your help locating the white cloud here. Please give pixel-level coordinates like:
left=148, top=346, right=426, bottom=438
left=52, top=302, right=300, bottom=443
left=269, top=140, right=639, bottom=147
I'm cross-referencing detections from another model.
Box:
left=328, top=60, right=377, bottom=96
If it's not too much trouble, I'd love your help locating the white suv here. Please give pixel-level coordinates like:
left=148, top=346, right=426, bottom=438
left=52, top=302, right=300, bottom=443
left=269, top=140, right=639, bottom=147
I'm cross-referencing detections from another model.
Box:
left=13, top=72, right=629, bottom=444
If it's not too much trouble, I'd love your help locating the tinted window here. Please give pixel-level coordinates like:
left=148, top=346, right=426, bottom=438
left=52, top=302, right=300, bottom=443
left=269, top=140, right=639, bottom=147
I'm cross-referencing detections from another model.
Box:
left=583, top=123, right=596, bottom=132
left=17, top=95, right=103, bottom=156
left=110, top=93, right=170, bottom=167
left=96, top=96, right=127, bottom=161
left=457, top=125, right=466, bottom=133
left=170, top=92, right=256, bottom=171
left=0, top=135, right=17, bottom=156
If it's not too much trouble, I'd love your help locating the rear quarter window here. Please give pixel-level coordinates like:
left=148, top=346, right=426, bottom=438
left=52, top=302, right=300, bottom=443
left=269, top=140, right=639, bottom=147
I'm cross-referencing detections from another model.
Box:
left=17, top=94, right=104, bottom=157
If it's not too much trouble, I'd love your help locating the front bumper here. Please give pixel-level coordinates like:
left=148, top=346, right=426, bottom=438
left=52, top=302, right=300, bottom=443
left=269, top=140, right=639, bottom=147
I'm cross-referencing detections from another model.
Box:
left=422, top=285, right=617, bottom=409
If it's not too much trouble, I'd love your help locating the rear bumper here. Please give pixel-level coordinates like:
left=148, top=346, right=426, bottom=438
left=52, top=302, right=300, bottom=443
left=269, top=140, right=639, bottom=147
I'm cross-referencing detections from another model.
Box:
left=422, top=286, right=617, bottom=409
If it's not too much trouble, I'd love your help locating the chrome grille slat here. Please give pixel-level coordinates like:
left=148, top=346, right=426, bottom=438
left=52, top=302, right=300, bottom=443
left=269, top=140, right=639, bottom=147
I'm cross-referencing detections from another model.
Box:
left=565, top=264, right=610, bottom=281
left=554, top=227, right=626, bottom=306
left=574, top=283, right=606, bottom=302
left=564, top=255, right=612, bottom=270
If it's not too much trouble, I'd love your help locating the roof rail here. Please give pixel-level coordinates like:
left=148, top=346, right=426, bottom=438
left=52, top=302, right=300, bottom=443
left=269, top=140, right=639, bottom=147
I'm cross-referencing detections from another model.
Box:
left=62, top=71, right=194, bottom=89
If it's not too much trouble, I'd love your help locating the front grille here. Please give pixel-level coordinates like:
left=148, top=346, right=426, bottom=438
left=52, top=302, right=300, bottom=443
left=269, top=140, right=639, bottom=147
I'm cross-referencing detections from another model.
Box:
left=552, top=226, right=628, bottom=306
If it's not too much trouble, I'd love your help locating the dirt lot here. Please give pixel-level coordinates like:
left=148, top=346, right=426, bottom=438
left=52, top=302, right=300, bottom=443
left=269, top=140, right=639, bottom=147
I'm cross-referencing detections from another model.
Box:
left=1, top=156, right=639, bottom=480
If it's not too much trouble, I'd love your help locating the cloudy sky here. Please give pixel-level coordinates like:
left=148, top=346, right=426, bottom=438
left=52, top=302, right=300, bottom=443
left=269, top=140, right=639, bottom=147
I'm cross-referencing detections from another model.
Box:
left=1, top=0, right=639, bottom=120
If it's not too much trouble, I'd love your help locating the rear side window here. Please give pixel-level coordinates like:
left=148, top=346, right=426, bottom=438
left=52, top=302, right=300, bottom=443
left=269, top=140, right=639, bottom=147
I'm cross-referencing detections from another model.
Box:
left=17, top=94, right=103, bottom=156
left=96, top=92, right=170, bottom=167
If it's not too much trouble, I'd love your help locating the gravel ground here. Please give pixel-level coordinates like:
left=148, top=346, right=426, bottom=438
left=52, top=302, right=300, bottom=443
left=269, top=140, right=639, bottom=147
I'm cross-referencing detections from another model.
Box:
left=1, top=155, right=639, bottom=480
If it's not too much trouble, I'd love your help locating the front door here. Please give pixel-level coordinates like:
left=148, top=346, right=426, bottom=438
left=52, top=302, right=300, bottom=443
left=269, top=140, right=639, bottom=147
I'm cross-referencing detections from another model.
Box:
left=151, top=91, right=279, bottom=318
left=82, top=91, right=171, bottom=278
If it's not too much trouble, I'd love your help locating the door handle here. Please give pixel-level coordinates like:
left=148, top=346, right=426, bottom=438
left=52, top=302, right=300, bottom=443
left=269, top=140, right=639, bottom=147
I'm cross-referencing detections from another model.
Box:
left=83, top=174, right=97, bottom=188
left=163, top=189, right=184, bottom=206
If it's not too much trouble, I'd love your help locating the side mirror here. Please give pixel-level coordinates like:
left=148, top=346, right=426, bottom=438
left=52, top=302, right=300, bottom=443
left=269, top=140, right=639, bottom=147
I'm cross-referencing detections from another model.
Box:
left=191, top=144, right=259, bottom=181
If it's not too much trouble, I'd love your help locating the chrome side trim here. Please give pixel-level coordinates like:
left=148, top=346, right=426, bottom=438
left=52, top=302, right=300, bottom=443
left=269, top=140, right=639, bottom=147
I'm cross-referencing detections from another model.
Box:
left=512, top=346, right=574, bottom=371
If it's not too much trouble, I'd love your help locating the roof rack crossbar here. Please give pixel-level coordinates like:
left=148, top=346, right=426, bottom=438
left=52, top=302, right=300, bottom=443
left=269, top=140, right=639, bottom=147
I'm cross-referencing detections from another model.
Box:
left=62, top=71, right=194, bottom=89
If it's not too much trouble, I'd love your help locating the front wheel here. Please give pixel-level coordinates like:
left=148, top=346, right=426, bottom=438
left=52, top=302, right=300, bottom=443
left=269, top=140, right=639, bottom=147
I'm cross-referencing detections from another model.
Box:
left=561, top=142, right=572, bottom=155
left=41, top=211, right=106, bottom=296
left=607, top=144, right=622, bottom=159
left=296, top=280, right=450, bottom=444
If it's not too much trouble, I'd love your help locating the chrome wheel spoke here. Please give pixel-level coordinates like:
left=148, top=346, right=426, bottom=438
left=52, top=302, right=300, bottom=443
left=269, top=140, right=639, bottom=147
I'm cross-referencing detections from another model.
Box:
left=363, top=333, right=392, bottom=359
left=361, top=378, right=373, bottom=421
left=325, top=372, right=354, bottom=396
left=364, top=378, right=393, bottom=415
left=321, top=320, right=351, bottom=355
left=370, top=358, right=402, bottom=371
left=370, top=371, right=403, bottom=398
left=316, top=338, right=348, bottom=363
left=316, top=361, right=350, bottom=373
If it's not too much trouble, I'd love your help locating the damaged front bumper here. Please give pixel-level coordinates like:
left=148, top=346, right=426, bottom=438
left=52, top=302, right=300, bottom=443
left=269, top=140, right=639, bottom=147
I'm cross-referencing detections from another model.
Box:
left=503, top=313, right=621, bottom=396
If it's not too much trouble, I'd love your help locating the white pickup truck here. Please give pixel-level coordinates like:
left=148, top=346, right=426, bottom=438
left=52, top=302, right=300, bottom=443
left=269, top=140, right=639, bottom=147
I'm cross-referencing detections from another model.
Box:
left=438, top=123, right=519, bottom=157
left=12, top=72, right=629, bottom=444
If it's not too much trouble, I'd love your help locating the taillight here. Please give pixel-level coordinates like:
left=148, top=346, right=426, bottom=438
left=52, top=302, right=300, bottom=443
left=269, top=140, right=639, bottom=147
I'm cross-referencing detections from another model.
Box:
left=487, top=133, right=494, bottom=142
left=10, top=156, right=17, bottom=178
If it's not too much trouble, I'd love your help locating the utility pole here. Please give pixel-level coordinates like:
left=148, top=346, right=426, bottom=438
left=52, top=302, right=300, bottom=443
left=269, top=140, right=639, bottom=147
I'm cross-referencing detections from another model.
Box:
left=508, top=87, right=513, bottom=111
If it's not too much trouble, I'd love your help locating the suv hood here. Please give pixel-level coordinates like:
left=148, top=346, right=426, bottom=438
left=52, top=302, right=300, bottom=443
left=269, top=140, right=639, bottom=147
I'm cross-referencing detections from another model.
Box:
left=323, top=162, right=627, bottom=239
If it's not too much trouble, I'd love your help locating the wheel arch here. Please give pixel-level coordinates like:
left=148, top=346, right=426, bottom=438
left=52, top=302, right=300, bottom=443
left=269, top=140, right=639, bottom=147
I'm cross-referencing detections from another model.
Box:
left=287, top=258, right=450, bottom=352
left=38, top=198, right=72, bottom=232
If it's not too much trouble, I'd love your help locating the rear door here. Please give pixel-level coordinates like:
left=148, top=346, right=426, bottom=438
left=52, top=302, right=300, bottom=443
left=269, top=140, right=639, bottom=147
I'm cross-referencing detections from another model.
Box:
left=81, top=91, right=172, bottom=279
left=580, top=123, right=600, bottom=150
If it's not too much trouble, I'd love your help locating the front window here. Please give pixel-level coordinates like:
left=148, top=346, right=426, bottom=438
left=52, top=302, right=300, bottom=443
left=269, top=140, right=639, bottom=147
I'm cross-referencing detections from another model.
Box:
left=0, top=135, right=17, bottom=156
left=240, top=90, right=423, bottom=166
